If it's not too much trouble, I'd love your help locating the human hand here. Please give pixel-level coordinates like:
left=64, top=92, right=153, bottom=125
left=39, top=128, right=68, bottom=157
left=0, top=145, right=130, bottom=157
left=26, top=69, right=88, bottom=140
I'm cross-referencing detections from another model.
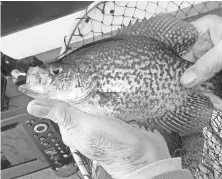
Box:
left=181, top=15, right=222, bottom=112
left=181, top=40, right=222, bottom=111
left=192, top=15, right=222, bottom=47
left=185, top=15, right=222, bottom=61
left=27, top=99, right=171, bottom=179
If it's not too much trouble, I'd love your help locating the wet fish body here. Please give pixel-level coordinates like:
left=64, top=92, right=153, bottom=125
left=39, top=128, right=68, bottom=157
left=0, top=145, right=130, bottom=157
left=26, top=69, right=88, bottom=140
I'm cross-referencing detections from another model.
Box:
left=20, top=14, right=222, bottom=137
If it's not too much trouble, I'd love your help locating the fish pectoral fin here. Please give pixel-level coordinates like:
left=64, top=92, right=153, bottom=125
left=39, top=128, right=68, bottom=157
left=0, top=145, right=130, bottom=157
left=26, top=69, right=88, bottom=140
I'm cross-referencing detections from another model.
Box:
left=162, top=92, right=213, bottom=136
left=117, top=13, right=198, bottom=56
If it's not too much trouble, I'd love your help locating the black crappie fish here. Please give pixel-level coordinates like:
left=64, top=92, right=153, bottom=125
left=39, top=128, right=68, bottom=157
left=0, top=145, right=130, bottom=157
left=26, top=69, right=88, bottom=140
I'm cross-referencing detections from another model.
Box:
left=19, top=14, right=222, bottom=137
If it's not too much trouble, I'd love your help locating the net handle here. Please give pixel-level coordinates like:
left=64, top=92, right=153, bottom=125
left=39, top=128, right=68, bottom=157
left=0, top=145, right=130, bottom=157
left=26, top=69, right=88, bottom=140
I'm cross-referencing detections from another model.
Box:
left=70, top=148, right=91, bottom=179
left=59, top=1, right=105, bottom=58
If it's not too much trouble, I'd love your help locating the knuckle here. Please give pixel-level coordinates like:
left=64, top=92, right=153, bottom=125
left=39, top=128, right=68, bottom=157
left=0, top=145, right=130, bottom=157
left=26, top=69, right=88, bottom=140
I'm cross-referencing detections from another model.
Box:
left=195, top=41, right=222, bottom=77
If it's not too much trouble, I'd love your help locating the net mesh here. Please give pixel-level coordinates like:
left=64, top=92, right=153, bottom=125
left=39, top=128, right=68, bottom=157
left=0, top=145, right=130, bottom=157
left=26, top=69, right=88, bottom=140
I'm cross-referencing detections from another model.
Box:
left=60, top=1, right=222, bottom=179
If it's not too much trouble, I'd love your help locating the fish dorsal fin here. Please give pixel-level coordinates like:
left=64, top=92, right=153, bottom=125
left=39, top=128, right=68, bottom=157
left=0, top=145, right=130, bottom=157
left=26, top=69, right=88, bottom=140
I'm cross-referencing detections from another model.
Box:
left=117, top=13, right=199, bottom=56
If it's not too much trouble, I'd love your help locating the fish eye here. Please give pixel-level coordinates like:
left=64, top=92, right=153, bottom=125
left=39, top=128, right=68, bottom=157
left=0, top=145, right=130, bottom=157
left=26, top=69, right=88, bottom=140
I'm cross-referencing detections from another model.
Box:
left=50, top=65, right=63, bottom=75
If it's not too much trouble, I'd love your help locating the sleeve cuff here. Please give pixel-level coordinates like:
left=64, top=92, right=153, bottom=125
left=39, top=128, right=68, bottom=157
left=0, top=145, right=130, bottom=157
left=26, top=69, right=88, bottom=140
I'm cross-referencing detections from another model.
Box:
left=120, top=157, right=184, bottom=179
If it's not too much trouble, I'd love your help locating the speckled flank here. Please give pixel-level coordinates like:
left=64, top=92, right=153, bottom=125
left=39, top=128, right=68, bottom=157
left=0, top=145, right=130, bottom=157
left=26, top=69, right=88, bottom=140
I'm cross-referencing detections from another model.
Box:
left=61, top=35, right=215, bottom=136
left=25, top=14, right=221, bottom=137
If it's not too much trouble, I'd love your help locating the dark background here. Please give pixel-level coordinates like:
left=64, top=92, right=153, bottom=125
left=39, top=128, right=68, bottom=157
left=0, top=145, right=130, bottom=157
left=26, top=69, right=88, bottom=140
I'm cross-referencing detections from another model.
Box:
left=1, top=1, right=92, bottom=37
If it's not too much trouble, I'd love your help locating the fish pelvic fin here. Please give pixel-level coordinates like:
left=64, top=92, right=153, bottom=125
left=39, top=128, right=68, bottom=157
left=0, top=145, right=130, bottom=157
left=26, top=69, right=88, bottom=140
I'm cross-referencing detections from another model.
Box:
left=161, top=92, right=213, bottom=136
left=117, top=13, right=199, bottom=56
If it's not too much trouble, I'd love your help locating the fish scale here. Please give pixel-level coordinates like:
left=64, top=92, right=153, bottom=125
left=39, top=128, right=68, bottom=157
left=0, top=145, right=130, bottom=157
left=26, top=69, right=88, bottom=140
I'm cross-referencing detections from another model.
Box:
left=20, top=14, right=222, bottom=141
left=60, top=33, right=216, bottom=135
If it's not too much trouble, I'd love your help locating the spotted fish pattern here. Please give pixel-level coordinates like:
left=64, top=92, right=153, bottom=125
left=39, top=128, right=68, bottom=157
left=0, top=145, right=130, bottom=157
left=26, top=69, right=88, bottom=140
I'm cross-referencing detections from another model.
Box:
left=21, top=14, right=222, bottom=138
left=67, top=35, right=216, bottom=136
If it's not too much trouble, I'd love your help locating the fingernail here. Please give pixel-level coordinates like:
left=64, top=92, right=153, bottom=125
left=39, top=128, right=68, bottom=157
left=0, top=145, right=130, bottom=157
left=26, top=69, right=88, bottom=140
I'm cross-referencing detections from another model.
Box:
left=153, top=129, right=159, bottom=134
left=181, top=69, right=197, bottom=86
left=32, top=104, right=49, bottom=117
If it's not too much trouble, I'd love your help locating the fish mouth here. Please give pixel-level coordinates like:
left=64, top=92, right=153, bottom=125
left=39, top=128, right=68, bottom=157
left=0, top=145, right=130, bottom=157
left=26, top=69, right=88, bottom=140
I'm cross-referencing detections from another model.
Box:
left=26, top=72, right=41, bottom=84
left=19, top=83, right=48, bottom=99
left=18, top=73, right=48, bottom=98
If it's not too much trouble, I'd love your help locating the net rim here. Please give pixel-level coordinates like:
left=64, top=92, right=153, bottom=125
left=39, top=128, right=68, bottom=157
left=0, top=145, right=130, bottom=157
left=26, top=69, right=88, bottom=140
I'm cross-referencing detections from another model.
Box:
left=59, top=1, right=222, bottom=58
left=59, top=1, right=104, bottom=58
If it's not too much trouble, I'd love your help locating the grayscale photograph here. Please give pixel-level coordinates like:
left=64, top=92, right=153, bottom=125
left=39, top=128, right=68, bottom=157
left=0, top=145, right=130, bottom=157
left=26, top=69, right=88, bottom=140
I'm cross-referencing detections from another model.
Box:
left=1, top=1, right=222, bottom=179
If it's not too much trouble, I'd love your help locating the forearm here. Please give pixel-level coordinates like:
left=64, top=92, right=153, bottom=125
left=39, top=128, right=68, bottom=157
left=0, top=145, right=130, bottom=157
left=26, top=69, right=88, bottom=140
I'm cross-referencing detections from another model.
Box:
left=120, top=157, right=194, bottom=179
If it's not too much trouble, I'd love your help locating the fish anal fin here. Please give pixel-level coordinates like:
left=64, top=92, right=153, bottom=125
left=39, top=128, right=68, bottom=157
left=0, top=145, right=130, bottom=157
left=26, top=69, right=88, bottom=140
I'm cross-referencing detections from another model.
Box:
left=162, top=92, right=213, bottom=136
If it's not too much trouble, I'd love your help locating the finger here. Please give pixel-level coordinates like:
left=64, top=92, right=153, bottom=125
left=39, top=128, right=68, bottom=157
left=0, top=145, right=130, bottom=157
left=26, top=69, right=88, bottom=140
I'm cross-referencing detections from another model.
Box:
left=181, top=40, right=222, bottom=88
left=210, top=24, right=222, bottom=46
left=27, top=99, right=76, bottom=129
left=27, top=99, right=53, bottom=117
left=153, top=129, right=161, bottom=135
left=28, top=100, right=93, bottom=155
left=27, top=99, right=67, bottom=119
left=184, top=16, right=222, bottom=63
left=153, top=129, right=165, bottom=139
left=140, top=126, right=150, bottom=132
left=153, top=130, right=169, bottom=148
left=141, top=127, right=164, bottom=139
left=201, top=92, right=222, bottom=112
left=191, top=15, right=222, bottom=38
left=140, top=126, right=152, bottom=136
left=192, top=31, right=213, bottom=60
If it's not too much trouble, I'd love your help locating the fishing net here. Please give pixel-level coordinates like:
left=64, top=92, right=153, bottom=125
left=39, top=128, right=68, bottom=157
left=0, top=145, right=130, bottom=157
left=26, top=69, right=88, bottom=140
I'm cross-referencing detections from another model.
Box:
left=59, top=1, right=222, bottom=179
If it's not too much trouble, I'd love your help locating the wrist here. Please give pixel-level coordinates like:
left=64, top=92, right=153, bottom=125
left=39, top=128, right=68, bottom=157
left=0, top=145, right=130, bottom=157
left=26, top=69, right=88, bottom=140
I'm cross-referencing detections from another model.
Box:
left=120, top=157, right=182, bottom=179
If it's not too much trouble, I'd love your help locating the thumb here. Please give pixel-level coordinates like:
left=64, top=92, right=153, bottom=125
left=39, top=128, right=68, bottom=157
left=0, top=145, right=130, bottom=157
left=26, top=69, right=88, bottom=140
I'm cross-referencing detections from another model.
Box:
left=210, top=24, right=222, bottom=46
left=27, top=99, right=75, bottom=129
left=181, top=40, right=222, bottom=88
